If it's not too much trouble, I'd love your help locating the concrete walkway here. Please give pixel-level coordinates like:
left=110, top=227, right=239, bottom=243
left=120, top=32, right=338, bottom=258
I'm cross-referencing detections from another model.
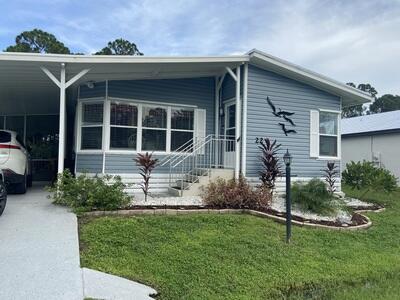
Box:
left=0, top=186, right=84, bottom=300
left=0, top=186, right=157, bottom=300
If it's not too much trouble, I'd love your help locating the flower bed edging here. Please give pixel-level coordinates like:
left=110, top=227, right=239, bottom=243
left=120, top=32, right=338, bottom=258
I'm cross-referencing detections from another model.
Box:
left=83, top=208, right=373, bottom=230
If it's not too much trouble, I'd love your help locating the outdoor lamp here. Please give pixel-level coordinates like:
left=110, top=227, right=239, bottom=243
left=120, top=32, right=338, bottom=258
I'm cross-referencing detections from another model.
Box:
left=283, top=149, right=292, bottom=166
left=283, top=149, right=292, bottom=243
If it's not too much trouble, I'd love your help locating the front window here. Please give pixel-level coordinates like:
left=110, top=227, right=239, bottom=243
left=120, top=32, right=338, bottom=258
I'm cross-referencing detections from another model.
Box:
left=142, top=106, right=167, bottom=151
left=81, top=102, right=103, bottom=150
left=110, top=103, right=138, bottom=150
left=319, top=111, right=339, bottom=157
left=78, top=100, right=197, bottom=153
left=171, top=108, right=194, bottom=151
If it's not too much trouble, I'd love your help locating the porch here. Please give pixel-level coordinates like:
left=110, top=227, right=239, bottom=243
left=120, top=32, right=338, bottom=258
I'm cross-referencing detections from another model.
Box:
left=0, top=53, right=250, bottom=191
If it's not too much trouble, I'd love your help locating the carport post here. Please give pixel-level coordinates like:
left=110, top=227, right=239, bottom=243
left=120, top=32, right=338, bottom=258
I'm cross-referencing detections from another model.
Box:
left=58, top=63, right=66, bottom=174
left=41, top=64, right=90, bottom=175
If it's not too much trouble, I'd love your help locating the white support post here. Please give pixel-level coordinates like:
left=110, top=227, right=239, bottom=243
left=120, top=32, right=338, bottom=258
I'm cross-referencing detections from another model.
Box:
left=41, top=65, right=90, bottom=174
left=214, top=77, right=220, bottom=167
left=235, top=66, right=241, bottom=179
left=58, top=63, right=66, bottom=174
left=214, top=77, right=219, bottom=138
left=241, top=63, right=248, bottom=176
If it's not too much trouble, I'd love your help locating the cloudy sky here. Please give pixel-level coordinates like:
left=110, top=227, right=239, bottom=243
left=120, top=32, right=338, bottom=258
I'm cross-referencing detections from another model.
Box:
left=1, top=0, right=399, bottom=95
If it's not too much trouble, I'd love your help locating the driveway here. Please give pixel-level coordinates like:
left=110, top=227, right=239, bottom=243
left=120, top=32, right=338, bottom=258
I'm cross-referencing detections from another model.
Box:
left=0, top=186, right=83, bottom=300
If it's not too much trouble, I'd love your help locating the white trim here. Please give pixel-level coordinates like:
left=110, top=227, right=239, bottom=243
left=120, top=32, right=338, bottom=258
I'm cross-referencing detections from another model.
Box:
left=108, top=97, right=197, bottom=108
left=78, top=97, right=107, bottom=102
left=0, top=52, right=249, bottom=64
left=214, top=77, right=219, bottom=138
left=102, top=81, right=110, bottom=173
left=241, top=63, right=248, bottom=175
left=318, top=109, right=341, bottom=160
left=77, top=97, right=198, bottom=154
left=235, top=66, right=241, bottom=179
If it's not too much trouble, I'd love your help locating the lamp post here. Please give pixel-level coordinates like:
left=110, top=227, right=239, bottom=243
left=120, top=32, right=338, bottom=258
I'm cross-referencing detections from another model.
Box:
left=283, top=149, right=292, bottom=243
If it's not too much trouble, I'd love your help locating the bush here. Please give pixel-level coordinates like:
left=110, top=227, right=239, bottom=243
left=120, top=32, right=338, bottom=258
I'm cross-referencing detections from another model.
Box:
left=291, top=178, right=339, bottom=215
left=47, top=170, right=131, bottom=212
left=201, top=176, right=272, bottom=210
left=342, top=161, right=397, bottom=193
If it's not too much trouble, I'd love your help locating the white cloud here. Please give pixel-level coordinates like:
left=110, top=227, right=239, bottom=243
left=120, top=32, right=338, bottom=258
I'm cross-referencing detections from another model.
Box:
left=1, top=0, right=399, bottom=94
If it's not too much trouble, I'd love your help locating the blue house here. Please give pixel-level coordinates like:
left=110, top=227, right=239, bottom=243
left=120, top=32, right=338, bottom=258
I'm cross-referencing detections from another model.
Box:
left=0, top=49, right=372, bottom=195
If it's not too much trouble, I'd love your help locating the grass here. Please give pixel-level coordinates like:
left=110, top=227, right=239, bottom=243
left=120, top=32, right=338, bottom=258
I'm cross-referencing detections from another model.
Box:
left=79, top=186, right=400, bottom=299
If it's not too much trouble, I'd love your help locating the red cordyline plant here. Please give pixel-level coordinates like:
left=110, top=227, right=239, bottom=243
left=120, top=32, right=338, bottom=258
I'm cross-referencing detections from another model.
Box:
left=258, top=138, right=282, bottom=192
left=134, top=152, right=158, bottom=202
left=323, top=161, right=339, bottom=194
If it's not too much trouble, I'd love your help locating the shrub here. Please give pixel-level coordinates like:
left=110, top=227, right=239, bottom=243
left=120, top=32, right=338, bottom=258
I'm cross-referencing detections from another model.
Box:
left=47, top=170, right=130, bottom=212
left=258, top=138, right=282, bottom=192
left=291, top=178, right=339, bottom=215
left=342, top=160, right=397, bottom=193
left=201, top=176, right=272, bottom=210
left=322, top=161, right=339, bottom=194
left=134, top=152, right=158, bottom=202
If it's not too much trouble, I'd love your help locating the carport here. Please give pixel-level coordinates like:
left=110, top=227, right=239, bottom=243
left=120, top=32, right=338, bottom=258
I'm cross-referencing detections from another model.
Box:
left=0, top=52, right=248, bottom=181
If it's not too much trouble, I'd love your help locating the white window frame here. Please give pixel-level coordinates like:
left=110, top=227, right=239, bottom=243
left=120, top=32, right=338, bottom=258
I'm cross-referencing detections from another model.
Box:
left=140, top=104, right=169, bottom=152
left=318, top=109, right=341, bottom=160
left=109, top=101, right=139, bottom=151
left=77, top=98, right=105, bottom=154
left=77, top=97, right=198, bottom=154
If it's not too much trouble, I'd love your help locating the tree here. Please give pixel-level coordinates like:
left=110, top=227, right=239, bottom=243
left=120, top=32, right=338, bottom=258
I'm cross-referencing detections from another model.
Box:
left=369, top=94, right=400, bottom=114
left=95, top=38, right=143, bottom=55
left=342, top=82, right=378, bottom=118
left=5, top=29, right=70, bottom=54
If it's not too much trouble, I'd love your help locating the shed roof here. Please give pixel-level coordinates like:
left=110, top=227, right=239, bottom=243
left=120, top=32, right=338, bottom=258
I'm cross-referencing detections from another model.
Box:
left=341, top=110, right=400, bottom=136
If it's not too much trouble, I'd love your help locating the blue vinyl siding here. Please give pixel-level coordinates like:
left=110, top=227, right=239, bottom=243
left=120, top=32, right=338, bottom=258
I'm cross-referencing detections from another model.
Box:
left=221, top=75, right=236, bottom=101
left=246, top=65, right=341, bottom=178
left=76, top=154, right=103, bottom=173
left=75, top=77, right=215, bottom=174
left=104, top=154, right=170, bottom=174
left=79, top=81, right=106, bottom=99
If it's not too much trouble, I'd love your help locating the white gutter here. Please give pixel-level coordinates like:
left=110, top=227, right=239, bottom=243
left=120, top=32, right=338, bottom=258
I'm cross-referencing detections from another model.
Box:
left=0, top=52, right=250, bottom=64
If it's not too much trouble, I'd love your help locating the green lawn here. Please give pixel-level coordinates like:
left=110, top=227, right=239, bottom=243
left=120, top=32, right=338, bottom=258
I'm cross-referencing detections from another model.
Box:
left=79, top=186, right=400, bottom=299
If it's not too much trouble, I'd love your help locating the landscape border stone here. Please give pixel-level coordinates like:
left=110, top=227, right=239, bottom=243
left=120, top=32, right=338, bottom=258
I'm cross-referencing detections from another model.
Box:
left=83, top=207, right=375, bottom=230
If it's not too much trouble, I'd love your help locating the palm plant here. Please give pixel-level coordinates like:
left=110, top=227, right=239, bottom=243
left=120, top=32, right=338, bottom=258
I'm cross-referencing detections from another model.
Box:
left=134, top=152, right=158, bottom=202
left=323, top=161, right=339, bottom=194
left=258, top=138, right=282, bottom=192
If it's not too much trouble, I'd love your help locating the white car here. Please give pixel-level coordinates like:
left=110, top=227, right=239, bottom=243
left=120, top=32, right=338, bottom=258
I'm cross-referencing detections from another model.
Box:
left=0, top=130, right=32, bottom=194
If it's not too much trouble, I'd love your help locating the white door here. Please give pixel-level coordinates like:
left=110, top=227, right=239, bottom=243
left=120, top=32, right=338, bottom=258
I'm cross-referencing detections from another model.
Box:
left=224, top=102, right=236, bottom=168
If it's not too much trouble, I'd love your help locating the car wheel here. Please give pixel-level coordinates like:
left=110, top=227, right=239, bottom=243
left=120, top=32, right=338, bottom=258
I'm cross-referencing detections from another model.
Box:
left=14, top=172, right=27, bottom=194
left=0, top=182, right=7, bottom=216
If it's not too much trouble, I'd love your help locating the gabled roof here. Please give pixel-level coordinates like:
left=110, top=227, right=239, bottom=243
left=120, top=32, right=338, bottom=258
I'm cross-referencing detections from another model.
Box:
left=341, top=110, right=400, bottom=136
left=247, top=49, right=373, bottom=107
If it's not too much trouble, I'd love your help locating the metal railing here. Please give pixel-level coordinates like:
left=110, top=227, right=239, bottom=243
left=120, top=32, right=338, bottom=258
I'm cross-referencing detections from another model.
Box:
left=160, top=135, right=236, bottom=196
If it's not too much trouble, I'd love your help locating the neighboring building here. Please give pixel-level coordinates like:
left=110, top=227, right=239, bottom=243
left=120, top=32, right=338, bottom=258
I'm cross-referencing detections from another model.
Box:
left=0, top=49, right=372, bottom=195
left=341, top=111, right=400, bottom=179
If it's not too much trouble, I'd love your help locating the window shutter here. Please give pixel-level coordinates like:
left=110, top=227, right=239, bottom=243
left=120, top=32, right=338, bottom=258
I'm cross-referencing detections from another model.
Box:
left=195, top=109, right=206, bottom=154
left=310, top=110, right=319, bottom=158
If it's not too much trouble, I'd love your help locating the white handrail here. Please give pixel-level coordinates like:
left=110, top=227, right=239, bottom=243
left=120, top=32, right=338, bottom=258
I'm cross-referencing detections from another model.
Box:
left=167, top=135, right=236, bottom=195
